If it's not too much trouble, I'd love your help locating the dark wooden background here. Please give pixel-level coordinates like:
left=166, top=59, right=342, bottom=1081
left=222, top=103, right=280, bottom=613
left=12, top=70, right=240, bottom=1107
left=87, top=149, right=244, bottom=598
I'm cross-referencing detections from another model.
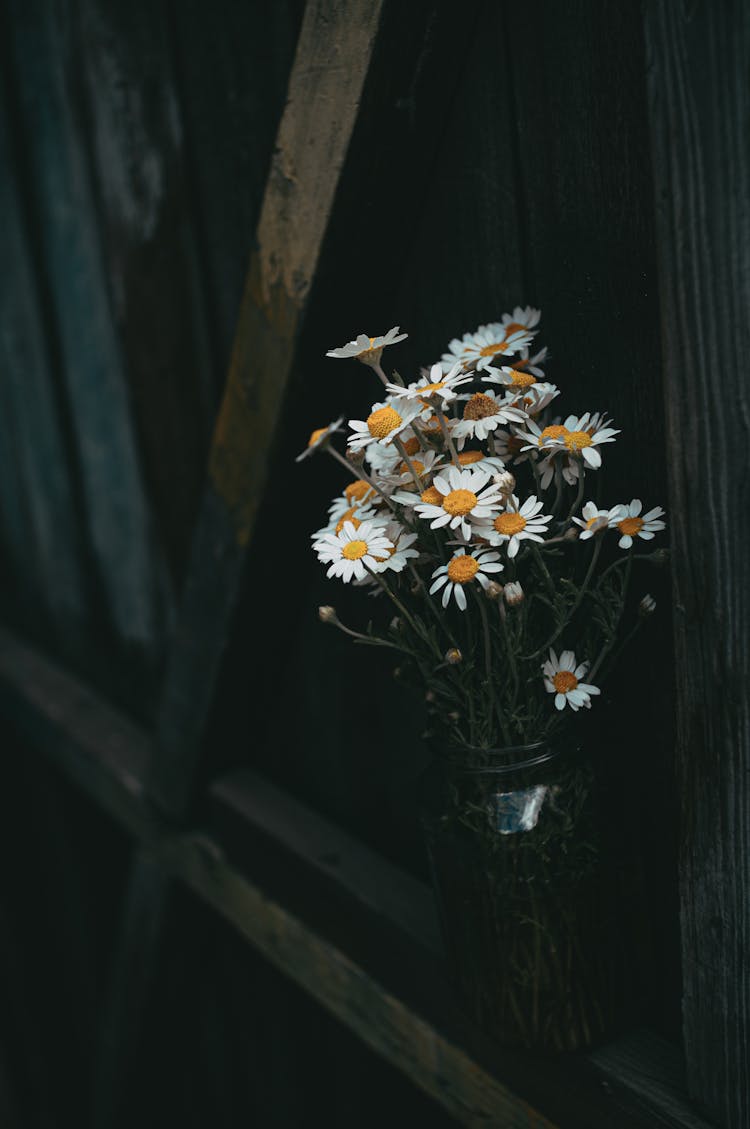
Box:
left=1, top=0, right=745, bottom=1126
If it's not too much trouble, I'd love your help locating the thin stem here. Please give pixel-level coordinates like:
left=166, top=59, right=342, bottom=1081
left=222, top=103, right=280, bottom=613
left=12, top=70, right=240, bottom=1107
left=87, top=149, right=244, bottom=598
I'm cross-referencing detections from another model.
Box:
left=435, top=406, right=461, bottom=467
left=325, top=445, right=397, bottom=514
left=394, top=436, right=424, bottom=492
left=366, top=567, right=441, bottom=660
left=530, top=544, right=556, bottom=601
left=371, top=360, right=390, bottom=387
left=563, top=467, right=586, bottom=528
left=522, top=538, right=602, bottom=661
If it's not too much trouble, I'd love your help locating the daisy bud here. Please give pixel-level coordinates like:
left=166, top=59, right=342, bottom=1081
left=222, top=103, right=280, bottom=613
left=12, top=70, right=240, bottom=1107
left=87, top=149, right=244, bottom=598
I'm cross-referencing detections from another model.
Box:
left=390, top=616, right=402, bottom=632
left=448, top=711, right=461, bottom=721
left=564, top=525, right=580, bottom=541
left=504, top=581, right=524, bottom=606
left=318, top=605, right=338, bottom=624
left=493, top=471, right=516, bottom=496
left=639, top=594, right=656, bottom=618
left=445, top=647, right=463, bottom=665
left=425, top=690, right=436, bottom=703
left=484, top=580, right=504, bottom=601
left=346, top=447, right=366, bottom=465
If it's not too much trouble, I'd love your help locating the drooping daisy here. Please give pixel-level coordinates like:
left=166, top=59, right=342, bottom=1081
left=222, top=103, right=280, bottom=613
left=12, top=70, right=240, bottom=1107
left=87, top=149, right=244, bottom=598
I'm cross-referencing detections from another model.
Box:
left=613, top=499, right=666, bottom=549
left=453, top=449, right=506, bottom=475
left=409, top=466, right=504, bottom=540
left=348, top=397, right=423, bottom=450
left=545, top=413, right=620, bottom=470
left=572, top=501, right=627, bottom=540
left=370, top=523, right=420, bottom=574
left=316, top=519, right=394, bottom=582
left=429, top=549, right=504, bottom=611
left=326, top=327, right=407, bottom=366
left=295, top=416, right=344, bottom=463
left=505, top=344, right=548, bottom=379
left=493, top=428, right=533, bottom=467
left=480, top=494, right=552, bottom=558
left=483, top=367, right=560, bottom=416
left=542, top=650, right=600, bottom=712
left=451, top=390, right=527, bottom=444
left=385, top=361, right=472, bottom=408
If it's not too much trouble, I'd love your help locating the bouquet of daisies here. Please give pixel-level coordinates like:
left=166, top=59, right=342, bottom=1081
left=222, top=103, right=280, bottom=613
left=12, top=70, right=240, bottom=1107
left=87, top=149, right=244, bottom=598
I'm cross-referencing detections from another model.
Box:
left=301, top=312, right=666, bottom=758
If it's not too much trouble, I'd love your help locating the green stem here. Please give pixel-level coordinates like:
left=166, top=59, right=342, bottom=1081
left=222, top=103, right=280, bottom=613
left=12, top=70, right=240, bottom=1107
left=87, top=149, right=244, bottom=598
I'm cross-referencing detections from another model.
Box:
left=435, top=406, right=461, bottom=467
left=522, top=537, right=602, bottom=661
left=394, top=436, right=424, bottom=493
left=325, top=445, right=397, bottom=514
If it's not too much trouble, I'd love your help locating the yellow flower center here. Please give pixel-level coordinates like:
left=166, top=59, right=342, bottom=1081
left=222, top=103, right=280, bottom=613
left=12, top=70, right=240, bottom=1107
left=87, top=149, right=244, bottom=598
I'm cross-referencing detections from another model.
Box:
left=342, top=540, right=368, bottom=560
left=403, top=436, right=421, bottom=456
left=308, top=426, right=328, bottom=447
left=367, top=406, right=402, bottom=439
left=504, top=321, right=527, bottom=336
left=442, top=489, right=478, bottom=516
left=553, top=671, right=578, bottom=694
left=420, top=381, right=446, bottom=394
left=479, top=342, right=507, bottom=357
left=463, top=393, right=499, bottom=421
left=345, top=480, right=375, bottom=505
left=564, top=430, right=593, bottom=452
left=509, top=370, right=536, bottom=388
left=539, top=424, right=569, bottom=446
left=335, top=509, right=362, bottom=534
left=398, top=459, right=425, bottom=476
left=618, top=516, right=644, bottom=537
left=447, top=556, right=480, bottom=583
left=494, top=512, right=526, bottom=536
left=585, top=515, right=602, bottom=530
left=420, top=486, right=443, bottom=505
left=457, top=450, right=484, bottom=465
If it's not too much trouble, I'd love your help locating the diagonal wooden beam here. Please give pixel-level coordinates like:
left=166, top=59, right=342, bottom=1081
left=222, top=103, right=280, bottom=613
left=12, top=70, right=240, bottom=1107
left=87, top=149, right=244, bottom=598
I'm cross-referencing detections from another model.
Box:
left=149, top=0, right=385, bottom=817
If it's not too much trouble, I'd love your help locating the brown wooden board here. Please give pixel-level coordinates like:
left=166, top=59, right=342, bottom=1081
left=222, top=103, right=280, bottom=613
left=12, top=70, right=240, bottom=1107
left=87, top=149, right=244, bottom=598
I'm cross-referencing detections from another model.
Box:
left=644, top=3, right=750, bottom=1125
left=149, top=0, right=388, bottom=819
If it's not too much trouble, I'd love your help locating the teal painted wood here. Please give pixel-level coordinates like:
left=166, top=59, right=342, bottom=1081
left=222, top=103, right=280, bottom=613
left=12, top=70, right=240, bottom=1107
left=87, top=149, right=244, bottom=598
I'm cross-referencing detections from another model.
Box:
left=73, top=0, right=217, bottom=580
left=0, top=78, right=91, bottom=651
left=6, top=0, right=174, bottom=656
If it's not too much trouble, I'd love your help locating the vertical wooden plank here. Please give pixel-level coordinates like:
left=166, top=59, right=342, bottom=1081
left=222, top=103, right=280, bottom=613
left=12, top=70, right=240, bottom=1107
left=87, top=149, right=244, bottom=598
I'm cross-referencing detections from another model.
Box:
left=5, top=0, right=173, bottom=656
left=150, top=0, right=386, bottom=816
left=503, top=0, right=679, bottom=1038
left=644, top=4, right=750, bottom=1126
left=0, top=67, right=90, bottom=650
left=73, top=0, right=217, bottom=579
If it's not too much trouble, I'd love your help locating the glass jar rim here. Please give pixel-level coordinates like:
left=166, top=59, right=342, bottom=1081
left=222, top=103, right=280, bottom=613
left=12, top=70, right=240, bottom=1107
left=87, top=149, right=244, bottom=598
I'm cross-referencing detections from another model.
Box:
left=441, top=737, right=582, bottom=776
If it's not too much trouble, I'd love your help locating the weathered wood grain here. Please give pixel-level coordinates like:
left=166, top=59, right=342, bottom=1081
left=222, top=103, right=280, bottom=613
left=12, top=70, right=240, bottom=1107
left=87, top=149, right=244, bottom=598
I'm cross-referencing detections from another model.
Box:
left=73, top=0, right=217, bottom=580
left=150, top=0, right=386, bottom=817
left=5, top=0, right=173, bottom=661
left=644, top=3, right=750, bottom=1126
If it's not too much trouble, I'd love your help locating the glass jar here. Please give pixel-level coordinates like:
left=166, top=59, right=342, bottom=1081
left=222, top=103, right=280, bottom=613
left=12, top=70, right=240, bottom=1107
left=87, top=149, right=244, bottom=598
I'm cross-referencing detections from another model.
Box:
left=420, top=738, right=647, bottom=1053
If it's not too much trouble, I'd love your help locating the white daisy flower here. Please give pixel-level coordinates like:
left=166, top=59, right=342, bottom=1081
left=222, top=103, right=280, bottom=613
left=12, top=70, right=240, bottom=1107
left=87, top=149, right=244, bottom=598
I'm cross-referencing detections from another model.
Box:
left=380, top=449, right=444, bottom=488
left=295, top=416, right=344, bottom=463
left=453, top=449, right=506, bottom=475
left=370, top=523, right=420, bottom=574
left=429, top=549, right=504, bottom=611
left=348, top=397, right=423, bottom=450
left=327, top=479, right=382, bottom=522
left=483, top=367, right=560, bottom=417
left=543, top=413, right=621, bottom=470
left=409, top=466, right=504, bottom=540
left=480, top=494, right=552, bottom=558
left=542, top=649, right=600, bottom=712
left=326, top=326, right=407, bottom=366
left=440, top=311, right=541, bottom=372
left=614, top=499, right=666, bottom=549
left=493, top=428, right=533, bottom=467
left=316, top=519, right=394, bottom=582
left=451, top=390, right=527, bottom=444
left=572, top=501, right=627, bottom=540
left=385, top=361, right=472, bottom=407
left=505, top=343, right=548, bottom=379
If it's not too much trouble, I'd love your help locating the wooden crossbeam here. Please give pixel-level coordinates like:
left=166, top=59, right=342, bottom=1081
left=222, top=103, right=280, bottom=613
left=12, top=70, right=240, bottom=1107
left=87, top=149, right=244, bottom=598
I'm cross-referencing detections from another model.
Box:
left=149, top=0, right=385, bottom=817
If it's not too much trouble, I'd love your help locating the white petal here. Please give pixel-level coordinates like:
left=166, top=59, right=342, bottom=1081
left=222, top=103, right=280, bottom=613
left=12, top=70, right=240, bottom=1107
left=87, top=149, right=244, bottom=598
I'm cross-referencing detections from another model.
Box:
left=455, top=585, right=467, bottom=611
left=560, top=650, right=576, bottom=671
left=582, top=447, right=601, bottom=468
left=555, top=694, right=567, bottom=710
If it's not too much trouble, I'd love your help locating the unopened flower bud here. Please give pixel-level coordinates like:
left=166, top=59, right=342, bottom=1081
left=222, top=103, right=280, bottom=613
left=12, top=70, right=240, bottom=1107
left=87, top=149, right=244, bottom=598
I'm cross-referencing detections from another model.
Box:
left=564, top=525, right=580, bottom=540
left=346, top=447, right=366, bottom=465
left=504, top=581, right=524, bottom=606
left=390, top=616, right=402, bottom=632
left=425, top=690, right=436, bottom=703
left=493, top=471, right=516, bottom=496
left=485, top=580, right=504, bottom=601
left=445, top=647, right=463, bottom=665
left=448, top=711, right=461, bottom=721
left=639, top=594, right=656, bottom=617
left=318, top=605, right=337, bottom=623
